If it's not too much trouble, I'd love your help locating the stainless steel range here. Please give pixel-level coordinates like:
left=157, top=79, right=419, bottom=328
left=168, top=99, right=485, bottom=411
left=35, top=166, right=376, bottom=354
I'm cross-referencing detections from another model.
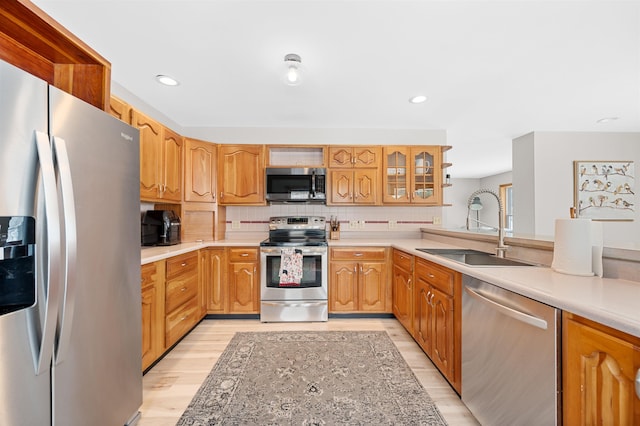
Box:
left=260, top=216, right=328, bottom=322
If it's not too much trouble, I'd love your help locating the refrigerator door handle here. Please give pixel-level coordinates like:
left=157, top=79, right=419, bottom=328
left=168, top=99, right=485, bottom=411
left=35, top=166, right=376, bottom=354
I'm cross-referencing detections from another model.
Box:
left=52, top=136, right=77, bottom=364
left=32, top=131, right=62, bottom=375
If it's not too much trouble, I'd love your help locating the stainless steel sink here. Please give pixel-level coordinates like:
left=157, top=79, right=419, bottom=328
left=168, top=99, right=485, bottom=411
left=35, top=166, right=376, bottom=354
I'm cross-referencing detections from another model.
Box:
left=415, top=248, right=535, bottom=267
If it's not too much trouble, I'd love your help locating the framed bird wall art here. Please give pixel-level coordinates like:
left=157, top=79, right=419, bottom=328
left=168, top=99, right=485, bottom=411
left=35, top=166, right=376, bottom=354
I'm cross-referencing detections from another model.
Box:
left=574, top=160, right=635, bottom=221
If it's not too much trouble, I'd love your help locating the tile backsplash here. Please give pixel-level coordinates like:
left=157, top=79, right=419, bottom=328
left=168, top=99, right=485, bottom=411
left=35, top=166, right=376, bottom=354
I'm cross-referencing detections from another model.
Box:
left=224, top=204, right=444, bottom=238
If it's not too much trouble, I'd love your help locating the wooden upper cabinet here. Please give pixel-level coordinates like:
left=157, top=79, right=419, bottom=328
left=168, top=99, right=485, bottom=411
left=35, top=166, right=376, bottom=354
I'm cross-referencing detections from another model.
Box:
left=383, top=146, right=443, bottom=205
left=184, top=138, right=217, bottom=203
left=131, top=109, right=182, bottom=202
left=0, top=1, right=111, bottom=110
left=108, top=96, right=131, bottom=123
left=329, top=169, right=378, bottom=205
left=563, top=313, right=640, bottom=425
left=161, top=127, right=183, bottom=202
left=328, top=146, right=381, bottom=168
left=132, top=110, right=163, bottom=201
left=217, top=145, right=265, bottom=205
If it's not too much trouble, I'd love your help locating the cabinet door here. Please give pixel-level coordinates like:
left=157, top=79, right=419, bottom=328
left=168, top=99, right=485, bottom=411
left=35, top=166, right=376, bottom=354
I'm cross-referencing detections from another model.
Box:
left=413, top=275, right=432, bottom=355
left=430, top=287, right=454, bottom=380
left=109, top=96, right=131, bottom=123
left=141, top=284, right=157, bottom=370
left=132, top=110, right=163, bottom=201
left=383, top=147, right=409, bottom=203
left=228, top=261, right=259, bottom=313
left=329, top=262, right=358, bottom=311
left=359, top=262, right=386, bottom=311
left=564, top=314, right=640, bottom=425
left=218, top=145, right=264, bottom=204
left=141, top=261, right=164, bottom=371
left=352, top=146, right=381, bottom=168
left=328, top=146, right=354, bottom=168
left=392, top=264, right=413, bottom=333
left=202, top=248, right=227, bottom=313
left=353, top=169, right=378, bottom=205
left=329, top=170, right=353, bottom=204
left=410, top=146, right=441, bottom=204
left=161, top=127, right=183, bottom=202
left=185, top=138, right=217, bottom=202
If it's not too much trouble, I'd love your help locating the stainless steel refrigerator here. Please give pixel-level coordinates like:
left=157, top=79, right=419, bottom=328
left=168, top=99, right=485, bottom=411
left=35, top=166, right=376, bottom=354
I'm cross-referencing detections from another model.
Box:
left=0, top=58, right=142, bottom=425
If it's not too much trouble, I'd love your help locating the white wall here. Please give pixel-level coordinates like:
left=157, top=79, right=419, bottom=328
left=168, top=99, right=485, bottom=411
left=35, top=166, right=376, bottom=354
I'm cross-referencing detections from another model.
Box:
left=443, top=172, right=513, bottom=230
left=513, top=131, right=640, bottom=245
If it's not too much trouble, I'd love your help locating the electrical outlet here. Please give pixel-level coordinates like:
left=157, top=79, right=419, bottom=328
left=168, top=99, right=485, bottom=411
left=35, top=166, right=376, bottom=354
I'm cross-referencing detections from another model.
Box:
left=432, top=216, right=441, bottom=225
left=388, top=220, right=397, bottom=229
left=359, top=220, right=366, bottom=228
left=232, top=220, right=241, bottom=229
left=349, top=220, right=358, bottom=229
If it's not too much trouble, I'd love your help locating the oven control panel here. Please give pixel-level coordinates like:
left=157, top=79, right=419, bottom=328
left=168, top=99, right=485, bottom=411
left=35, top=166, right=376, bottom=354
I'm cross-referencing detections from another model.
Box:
left=269, top=216, right=326, bottom=230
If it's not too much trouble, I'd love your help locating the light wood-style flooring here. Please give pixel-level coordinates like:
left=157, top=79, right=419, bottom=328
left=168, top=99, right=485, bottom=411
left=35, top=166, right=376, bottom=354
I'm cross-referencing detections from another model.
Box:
left=138, top=318, right=479, bottom=425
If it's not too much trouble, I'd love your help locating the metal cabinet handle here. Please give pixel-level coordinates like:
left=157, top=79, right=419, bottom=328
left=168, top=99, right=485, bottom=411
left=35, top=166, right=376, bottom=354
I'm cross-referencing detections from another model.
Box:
left=181, top=287, right=187, bottom=292
left=635, top=369, right=640, bottom=399
left=428, top=273, right=435, bottom=278
left=241, top=253, right=249, bottom=257
left=181, top=262, right=187, bottom=266
left=430, top=293, right=435, bottom=305
left=354, top=253, right=363, bottom=257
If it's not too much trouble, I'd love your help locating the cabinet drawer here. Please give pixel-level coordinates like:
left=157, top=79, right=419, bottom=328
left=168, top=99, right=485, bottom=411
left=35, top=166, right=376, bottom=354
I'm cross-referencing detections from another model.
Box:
left=228, top=248, right=258, bottom=262
left=165, top=272, right=198, bottom=313
left=166, top=251, right=198, bottom=280
left=331, top=247, right=386, bottom=261
left=165, top=296, right=200, bottom=347
left=141, top=262, right=158, bottom=288
left=415, top=258, right=454, bottom=295
left=393, top=249, right=413, bottom=271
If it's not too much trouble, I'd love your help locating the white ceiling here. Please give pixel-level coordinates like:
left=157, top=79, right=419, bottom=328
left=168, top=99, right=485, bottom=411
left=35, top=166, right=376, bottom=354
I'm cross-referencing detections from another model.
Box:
left=33, top=0, right=640, bottom=178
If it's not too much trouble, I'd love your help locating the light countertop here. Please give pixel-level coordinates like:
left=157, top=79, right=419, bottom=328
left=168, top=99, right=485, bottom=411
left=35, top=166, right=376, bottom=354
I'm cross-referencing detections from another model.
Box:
left=141, top=237, right=640, bottom=338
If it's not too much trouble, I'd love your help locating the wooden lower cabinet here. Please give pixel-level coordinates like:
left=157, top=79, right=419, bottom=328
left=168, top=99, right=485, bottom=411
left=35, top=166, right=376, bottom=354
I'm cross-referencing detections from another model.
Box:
left=201, top=248, right=227, bottom=313
left=164, top=251, right=203, bottom=348
left=563, top=312, right=640, bottom=425
left=141, top=260, right=165, bottom=371
left=227, top=248, right=260, bottom=313
left=414, top=257, right=460, bottom=393
left=392, top=249, right=414, bottom=333
left=329, top=247, right=390, bottom=313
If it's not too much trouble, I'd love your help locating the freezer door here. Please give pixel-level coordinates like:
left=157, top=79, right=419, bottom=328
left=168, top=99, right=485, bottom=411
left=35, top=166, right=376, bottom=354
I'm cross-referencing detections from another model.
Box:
left=48, top=86, right=142, bottom=426
left=0, top=60, right=52, bottom=425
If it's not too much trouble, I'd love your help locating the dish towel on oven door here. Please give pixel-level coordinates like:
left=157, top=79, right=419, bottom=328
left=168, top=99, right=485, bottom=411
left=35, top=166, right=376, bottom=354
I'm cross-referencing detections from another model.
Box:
left=279, top=248, right=303, bottom=286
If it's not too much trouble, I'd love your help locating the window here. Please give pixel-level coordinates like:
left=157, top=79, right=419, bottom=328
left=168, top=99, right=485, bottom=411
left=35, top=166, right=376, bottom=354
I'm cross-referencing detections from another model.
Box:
left=500, top=183, right=513, bottom=231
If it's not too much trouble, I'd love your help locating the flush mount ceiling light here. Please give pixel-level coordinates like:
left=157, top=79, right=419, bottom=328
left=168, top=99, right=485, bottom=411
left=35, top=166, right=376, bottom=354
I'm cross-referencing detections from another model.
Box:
left=284, top=53, right=302, bottom=86
left=409, top=95, right=427, bottom=104
left=155, top=74, right=179, bottom=86
left=596, top=116, right=619, bottom=124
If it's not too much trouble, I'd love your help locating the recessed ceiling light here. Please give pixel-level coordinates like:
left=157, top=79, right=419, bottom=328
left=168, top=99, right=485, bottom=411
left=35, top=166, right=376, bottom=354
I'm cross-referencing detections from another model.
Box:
left=155, top=74, right=179, bottom=86
left=409, top=95, right=427, bottom=104
left=596, top=117, right=619, bottom=124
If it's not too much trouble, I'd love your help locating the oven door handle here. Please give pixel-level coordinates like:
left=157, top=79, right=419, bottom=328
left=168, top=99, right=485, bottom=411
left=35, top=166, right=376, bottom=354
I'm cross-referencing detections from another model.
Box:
left=261, top=247, right=327, bottom=255
left=262, top=301, right=327, bottom=308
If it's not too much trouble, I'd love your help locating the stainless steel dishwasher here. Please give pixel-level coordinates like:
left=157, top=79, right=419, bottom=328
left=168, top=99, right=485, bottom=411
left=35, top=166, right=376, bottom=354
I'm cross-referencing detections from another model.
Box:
left=462, top=275, right=560, bottom=425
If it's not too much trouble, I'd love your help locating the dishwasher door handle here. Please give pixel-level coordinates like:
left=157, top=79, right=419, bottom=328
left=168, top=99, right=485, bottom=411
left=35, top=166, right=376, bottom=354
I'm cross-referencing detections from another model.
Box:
left=465, top=286, right=548, bottom=330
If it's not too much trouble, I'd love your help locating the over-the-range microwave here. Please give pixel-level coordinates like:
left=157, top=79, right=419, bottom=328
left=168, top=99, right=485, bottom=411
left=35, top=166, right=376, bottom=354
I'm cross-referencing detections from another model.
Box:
left=265, top=167, right=326, bottom=204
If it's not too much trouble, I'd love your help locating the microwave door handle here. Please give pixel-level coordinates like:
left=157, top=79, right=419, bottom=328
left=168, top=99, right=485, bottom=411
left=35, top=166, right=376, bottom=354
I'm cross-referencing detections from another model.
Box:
left=311, top=170, right=316, bottom=197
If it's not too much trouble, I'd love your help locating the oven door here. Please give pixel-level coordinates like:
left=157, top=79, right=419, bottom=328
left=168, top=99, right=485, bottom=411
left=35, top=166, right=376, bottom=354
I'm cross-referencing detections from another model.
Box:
left=260, top=246, right=327, bottom=301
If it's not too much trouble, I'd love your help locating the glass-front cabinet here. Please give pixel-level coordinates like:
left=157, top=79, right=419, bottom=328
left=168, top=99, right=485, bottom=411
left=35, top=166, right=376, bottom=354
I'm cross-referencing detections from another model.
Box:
left=383, top=146, right=442, bottom=204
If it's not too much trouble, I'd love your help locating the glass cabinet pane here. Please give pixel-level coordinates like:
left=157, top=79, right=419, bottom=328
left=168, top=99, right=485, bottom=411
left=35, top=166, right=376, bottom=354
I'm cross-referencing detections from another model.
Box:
left=412, top=150, right=434, bottom=200
left=385, top=149, right=407, bottom=200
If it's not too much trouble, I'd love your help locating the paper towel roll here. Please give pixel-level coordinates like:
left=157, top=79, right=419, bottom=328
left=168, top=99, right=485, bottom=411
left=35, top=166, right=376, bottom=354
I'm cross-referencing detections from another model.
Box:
left=552, top=218, right=602, bottom=276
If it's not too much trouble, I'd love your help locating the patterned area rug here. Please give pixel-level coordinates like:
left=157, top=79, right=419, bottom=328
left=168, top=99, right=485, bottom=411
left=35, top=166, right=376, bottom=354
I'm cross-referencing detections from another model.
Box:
left=177, top=331, right=448, bottom=425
